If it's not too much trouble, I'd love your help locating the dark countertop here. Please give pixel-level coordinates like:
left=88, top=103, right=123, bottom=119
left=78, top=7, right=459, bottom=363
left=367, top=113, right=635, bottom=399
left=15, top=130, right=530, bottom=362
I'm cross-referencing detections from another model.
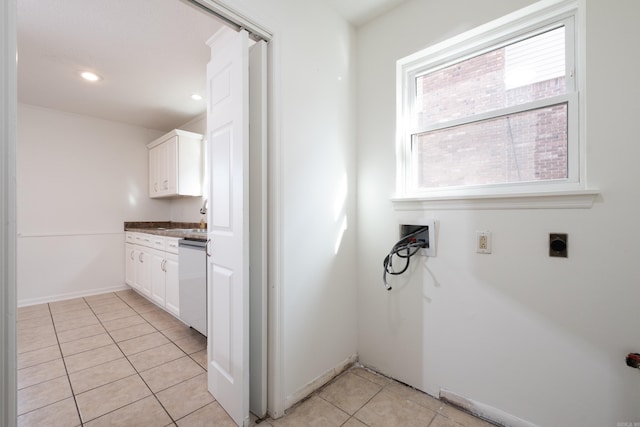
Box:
left=124, top=221, right=208, bottom=241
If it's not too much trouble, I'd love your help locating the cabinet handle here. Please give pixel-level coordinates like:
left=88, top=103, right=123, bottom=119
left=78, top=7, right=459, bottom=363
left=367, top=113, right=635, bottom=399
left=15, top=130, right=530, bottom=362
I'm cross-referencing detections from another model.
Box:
left=130, top=251, right=134, bottom=260
left=154, top=182, right=158, bottom=192
left=206, top=239, right=211, bottom=258
left=161, top=259, right=166, bottom=272
left=139, top=253, right=143, bottom=263
left=163, top=179, right=168, bottom=190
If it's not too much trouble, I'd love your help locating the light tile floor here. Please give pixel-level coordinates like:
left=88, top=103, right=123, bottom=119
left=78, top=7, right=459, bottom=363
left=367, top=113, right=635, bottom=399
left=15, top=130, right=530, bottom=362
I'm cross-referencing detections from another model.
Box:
left=17, top=289, right=495, bottom=427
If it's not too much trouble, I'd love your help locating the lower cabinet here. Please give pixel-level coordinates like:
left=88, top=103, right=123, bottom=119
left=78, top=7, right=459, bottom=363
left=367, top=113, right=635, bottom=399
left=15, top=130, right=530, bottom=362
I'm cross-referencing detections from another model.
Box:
left=150, top=249, right=166, bottom=306
left=125, top=232, right=180, bottom=317
left=135, top=246, right=152, bottom=297
left=164, top=253, right=179, bottom=317
left=125, top=243, right=136, bottom=287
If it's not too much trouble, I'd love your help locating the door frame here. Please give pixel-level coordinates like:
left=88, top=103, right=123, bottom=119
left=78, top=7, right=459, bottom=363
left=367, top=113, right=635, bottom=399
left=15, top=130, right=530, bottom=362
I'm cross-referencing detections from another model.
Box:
left=248, top=38, right=268, bottom=418
left=1, top=1, right=18, bottom=426
left=0, top=0, right=286, bottom=422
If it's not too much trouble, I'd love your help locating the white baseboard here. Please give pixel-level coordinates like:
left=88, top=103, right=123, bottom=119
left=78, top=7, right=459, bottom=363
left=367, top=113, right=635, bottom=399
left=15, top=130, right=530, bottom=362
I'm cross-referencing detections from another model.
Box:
left=440, top=389, right=538, bottom=427
left=17, top=284, right=130, bottom=307
left=285, top=353, right=358, bottom=410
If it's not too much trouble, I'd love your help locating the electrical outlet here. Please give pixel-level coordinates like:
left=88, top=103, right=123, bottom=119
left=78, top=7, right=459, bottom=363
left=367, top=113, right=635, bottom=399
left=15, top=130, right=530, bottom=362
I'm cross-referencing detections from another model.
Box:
left=476, top=231, right=491, bottom=254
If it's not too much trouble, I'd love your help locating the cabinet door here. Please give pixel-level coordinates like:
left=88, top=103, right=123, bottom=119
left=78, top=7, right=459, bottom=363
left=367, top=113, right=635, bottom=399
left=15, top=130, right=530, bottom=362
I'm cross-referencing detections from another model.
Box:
left=125, top=243, right=136, bottom=286
left=150, top=249, right=166, bottom=306
left=136, top=248, right=152, bottom=297
left=164, top=136, right=178, bottom=195
left=158, top=141, right=168, bottom=195
left=164, top=253, right=179, bottom=316
left=149, top=146, right=159, bottom=197
left=132, top=247, right=142, bottom=292
left=147, top=132, right=201, bottom=198
left=149, top=141, right=170, bottom=197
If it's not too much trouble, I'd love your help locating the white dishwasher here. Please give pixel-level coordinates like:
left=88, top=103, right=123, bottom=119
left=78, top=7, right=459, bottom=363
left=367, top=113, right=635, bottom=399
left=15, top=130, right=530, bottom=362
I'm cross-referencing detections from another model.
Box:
left=179, top=238, right=207, bottom=336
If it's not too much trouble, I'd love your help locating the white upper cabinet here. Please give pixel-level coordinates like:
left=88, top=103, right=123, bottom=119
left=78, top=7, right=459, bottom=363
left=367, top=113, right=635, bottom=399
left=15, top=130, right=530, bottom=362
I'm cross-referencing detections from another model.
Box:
left=147, top=129, right=203, bottom=198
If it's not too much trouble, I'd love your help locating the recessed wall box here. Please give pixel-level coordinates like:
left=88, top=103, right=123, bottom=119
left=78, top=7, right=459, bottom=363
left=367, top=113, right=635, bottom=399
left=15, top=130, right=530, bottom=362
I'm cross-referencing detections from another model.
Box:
left=549, top=233, right=568, bottom=258
left=399, top=220, right=436, bottom=257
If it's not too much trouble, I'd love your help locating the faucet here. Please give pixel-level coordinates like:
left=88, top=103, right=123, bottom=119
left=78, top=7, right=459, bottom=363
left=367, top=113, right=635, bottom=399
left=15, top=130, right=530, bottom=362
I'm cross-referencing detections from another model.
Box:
left=199, top=198, right=208, bottom=215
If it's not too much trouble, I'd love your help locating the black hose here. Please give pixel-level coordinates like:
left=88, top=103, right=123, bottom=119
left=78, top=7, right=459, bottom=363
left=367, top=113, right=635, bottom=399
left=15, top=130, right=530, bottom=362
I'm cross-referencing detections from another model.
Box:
left=382, top=226, right=429, bottom=290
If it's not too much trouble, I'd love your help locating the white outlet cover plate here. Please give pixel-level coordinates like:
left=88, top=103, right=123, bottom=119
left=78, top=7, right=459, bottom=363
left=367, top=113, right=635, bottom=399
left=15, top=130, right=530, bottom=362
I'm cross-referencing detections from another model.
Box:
left=421, top=220, right=436, bottom=257
left=476, top=231, right=492, bottom=254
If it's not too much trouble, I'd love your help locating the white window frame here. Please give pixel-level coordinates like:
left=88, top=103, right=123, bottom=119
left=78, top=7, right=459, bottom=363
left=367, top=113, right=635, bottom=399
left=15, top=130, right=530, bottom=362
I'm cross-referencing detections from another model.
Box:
left=394, top=0, right=598, bottom=210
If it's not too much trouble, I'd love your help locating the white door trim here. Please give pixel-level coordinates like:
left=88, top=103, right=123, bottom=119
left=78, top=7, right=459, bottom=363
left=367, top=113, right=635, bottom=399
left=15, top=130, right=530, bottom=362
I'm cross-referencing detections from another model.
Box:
left=263, top=25, right=286, bottom=424
left=1, top=0, right=18, bottom=426
left=188, top=0, right=273, bottom=42
left=249, top=39, right=268, bottom=418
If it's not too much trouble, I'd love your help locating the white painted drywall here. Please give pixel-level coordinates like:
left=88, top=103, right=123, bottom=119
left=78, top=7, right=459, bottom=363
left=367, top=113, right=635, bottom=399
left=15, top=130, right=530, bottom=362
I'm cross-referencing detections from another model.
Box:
left=17, top=104, right=169, bottom=304
left=356, top=1, right=640, bottom=426
left=215, top=0, right=359, bottom=409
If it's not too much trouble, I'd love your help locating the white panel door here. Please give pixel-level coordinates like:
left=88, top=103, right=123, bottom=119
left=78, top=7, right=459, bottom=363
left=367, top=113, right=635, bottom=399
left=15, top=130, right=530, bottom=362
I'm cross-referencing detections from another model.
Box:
left=206, top=27, right=250, bottom=427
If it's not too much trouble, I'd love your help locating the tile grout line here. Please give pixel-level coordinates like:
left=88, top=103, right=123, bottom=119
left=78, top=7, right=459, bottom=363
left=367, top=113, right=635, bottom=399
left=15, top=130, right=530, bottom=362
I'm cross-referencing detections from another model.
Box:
left=59, top=294, right=140, bottom=424
left=116, top=291, right=212, bottom=425
left=349, top=367, right=469, bottom=427
left=114, top=290, right=213, bottom=425
left=21, top=291, right=492, bottom=427
left=325, top=368, right=385, bottom=427
left=18, top=291, right=210, bottom=426
left=72, top=292, right=178, bottom=425
left=111, top=291, right=180, bottom=426
left=15, top=304, right=77, bottom=423
left=50, top=300, right=86, bottom=427
left=72, top=295, right=142, bottom=424
left=331, top=366, right=445, bottom=427
left=114, top=289, right=208, bottom=374
left=99, top=290, right=209, bottom=425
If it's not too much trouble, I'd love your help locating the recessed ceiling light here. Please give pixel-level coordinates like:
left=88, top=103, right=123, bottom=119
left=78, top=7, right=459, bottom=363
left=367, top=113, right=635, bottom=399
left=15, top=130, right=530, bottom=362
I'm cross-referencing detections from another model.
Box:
left=191, top=94, right=203, bottom=101
left=81, top=71, right=101, bottom=82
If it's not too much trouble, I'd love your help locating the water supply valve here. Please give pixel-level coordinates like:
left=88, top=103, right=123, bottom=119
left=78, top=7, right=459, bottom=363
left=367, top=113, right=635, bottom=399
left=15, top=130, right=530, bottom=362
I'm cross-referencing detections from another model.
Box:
left=626, top=353, right=640, bottom=369
left=382, top=220, right=436, bottom=290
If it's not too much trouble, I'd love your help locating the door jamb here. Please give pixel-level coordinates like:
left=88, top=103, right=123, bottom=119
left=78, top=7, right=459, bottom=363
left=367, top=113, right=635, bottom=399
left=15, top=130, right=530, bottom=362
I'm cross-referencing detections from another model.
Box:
left=1, top=1, right=18, bottom=426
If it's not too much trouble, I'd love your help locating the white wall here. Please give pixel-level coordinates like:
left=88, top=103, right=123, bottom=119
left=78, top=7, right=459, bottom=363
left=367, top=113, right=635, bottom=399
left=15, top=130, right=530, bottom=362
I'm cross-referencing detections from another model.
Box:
left=356, top=1, right=640, bottom=426
left=218, top=0, right=359, bottom=409
left=17, top=104, right=170, bottom=305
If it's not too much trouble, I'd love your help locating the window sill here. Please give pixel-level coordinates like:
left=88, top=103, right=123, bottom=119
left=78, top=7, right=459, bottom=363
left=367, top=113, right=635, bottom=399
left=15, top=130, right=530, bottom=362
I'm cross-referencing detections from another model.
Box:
left=391, top=189, right=600, bottom=210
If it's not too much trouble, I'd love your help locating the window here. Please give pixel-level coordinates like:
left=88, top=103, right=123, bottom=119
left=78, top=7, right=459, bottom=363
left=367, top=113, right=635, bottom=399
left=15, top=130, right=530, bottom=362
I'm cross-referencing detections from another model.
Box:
left=396, top=0, right=588, bottom=204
